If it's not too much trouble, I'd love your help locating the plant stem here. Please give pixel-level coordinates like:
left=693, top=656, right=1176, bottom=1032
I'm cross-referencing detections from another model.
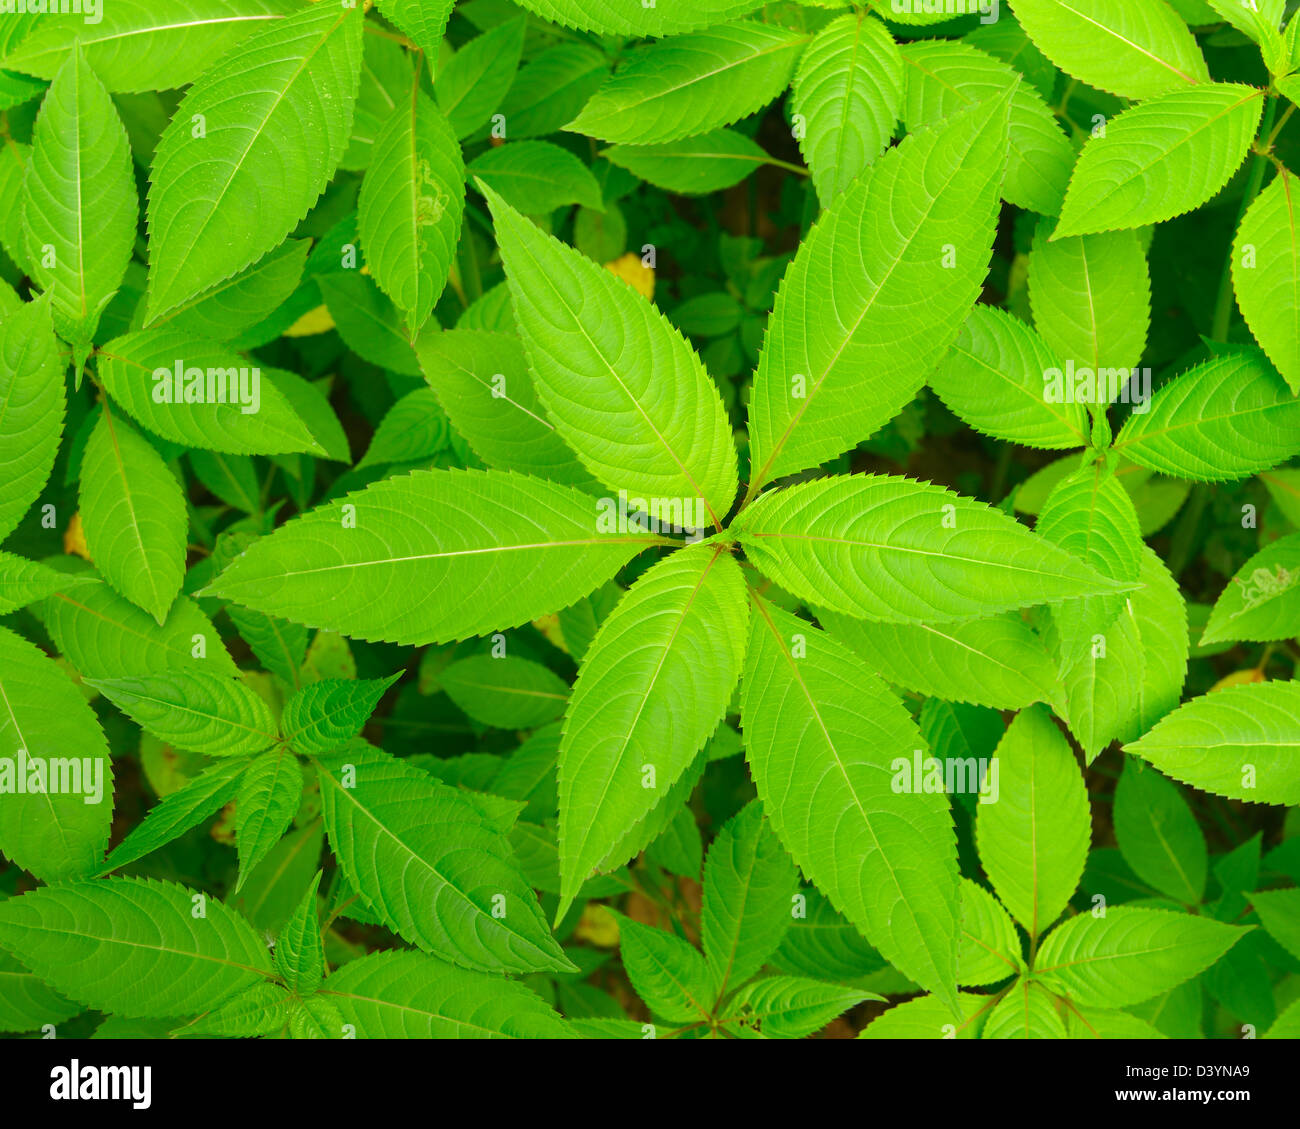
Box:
left=763, top=156, right=810, bottom=177
left=1166, top=484, right=1210, bottom=580
left=1210, top=93, right=1279, bottom=342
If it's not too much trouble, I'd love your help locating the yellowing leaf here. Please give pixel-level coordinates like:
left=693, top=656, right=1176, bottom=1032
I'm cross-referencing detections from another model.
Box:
left=604, top=252, right=654, bottom=299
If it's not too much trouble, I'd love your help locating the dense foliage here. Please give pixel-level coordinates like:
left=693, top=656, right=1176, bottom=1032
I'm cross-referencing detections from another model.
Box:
left=1, top=0, right=1300, bottom=1041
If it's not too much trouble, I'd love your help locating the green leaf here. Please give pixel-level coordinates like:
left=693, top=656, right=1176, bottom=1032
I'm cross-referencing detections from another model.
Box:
left=205, top=468, right=662, bottom=646
left=1114, top=350, right=1300, bottom=482
left=439, top=655, right=568, bottom=730
left=1056, top=84, right=1264, bottom=239
left=1054, top=546, right=1190, bottom=758
left=341, top=31, right=413, bottom=174
left=1204, top=931, right=1276, bottom=1028
left=228, top=613, right=308, bottom=693
left=1033, top=906, right=1247, bottom=1007
left=1266, top=997, right=1300, bottom=1039
left=1125, top=681, right=1300, bottom=805
left=647, top=803, right=703, bottom=880
left=859, top=992, right=990, bottom=1038
left=0, top=877, right=273, bottom=1018
left=701, top=800, right=801, bottom=1003
left=1212, top=833, right=1261, bottom=917
left=918, top=700, right=1005, bottom=782
left=189, top=450, right=260, bottom=513
left=1009, top=0, right=1209, bottom=100
left=497, top=43, right=609, bottom=140
left=1251, top=888, right=1300, bottom=961
left=0, top=295, right=65, bottom=542
left=287, top=993, right=344, bottom=1039
left=97, top=330, right=324, bottom=455
left=771, top=888, right=886, bottom=984
left=374, top=0, right=454, bottom=60
left=615, top=912, right=713, bottom=1024
left=741, top=598, right=961, bottom=1015
left=594, top=749, right=708, bottom=877
left=233, top=821, right=323, bottom=934
left=414, top=328, right=597, bottom=487
left=0, top=624, right=112, bottom=882
left=931, top=307, right=1089, bottom=451
left=172, top=981, right=289, bottom=1038
left=900, top=39, right=1074, bottom=216
left=733, top=473, right=1131, bottom=624
left=983, top=980, right=1067, bottom=1038
left=825, top=610, right=1059, bottom=712
left=566, top=21, right=807, bottom=146
left=316, top=743, right=571, bottom=974
left=356, top=389, right=449, bottom=469
left=483, top=182, right=738, bottom=527
left=491, top=725, right=560, bottom=823
left=745, top=92, right=1012, bottom=490
left=1206, top=0, right=1288, bottom=71
left=99, top=758, right=247, bottom=875
left=0, top=550, right=93, bottom=616
left=358, top=92, right=464, bottom=336
left=45, top=577, right=238, bottom=681
left=0, top=138, right=33, bottom=275
left=88, top=669, right=279, bottom=757
left=321, top=949, right=572, bottom=1038
left=0, top=20, right=46, bottom=115
left=1063, top=1005, right=1167, bottom=1039
left=957, top=879, right=1023, bottom=987
left=1114, top=759, right=1207, bottom=905
left=0, top=278, right=20, bottom=322
left=281, top=675, right=399, bottom=756
left=602, top=129, right=774, bottom=195
left=672, top=293, right=744, bottom=338
left=468, top=140, right=603, bottom=214
left=1201, top=531, right=1300, bottom=645
left=791, top=12, right=902, bottom=205
left=724, top=975, right=878, bottom=1038
left=317, top=271, right=421, bottom=375
left=3, top=0, right=300, bottom=93
left=273, top=871, right=324, bottom=995
left=80, top=406, right=187, bottom=625
left=976, top=705, right=1090, bottom=939
left=434, top=16, right=525, bottom=140
left=144, top=3, right=364, bottom=321
left=1036, top=464, right=1144, bottom=588
left=1206, top=0, right=1282, bottom=34
left=508, top=0, right=765, bottom=37
left=0, top=950, right=80, bottom=1034
left=23, top=46, right=137, bottom=348
left=558, top=545, right=747, bottom=915
left=261, top=367, right=350, bottom=462
left=1234, top=168, right=1300, bottom=394
left=235, top=747, right=302, bottom=890
left=1036, top=462, right=1144, bottom=691
left=1029, top=220, right=1150, bottom=376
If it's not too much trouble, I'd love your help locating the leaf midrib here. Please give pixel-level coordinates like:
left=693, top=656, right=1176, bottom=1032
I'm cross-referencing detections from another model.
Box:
left=1044, top=0, right=1203, bottom=87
